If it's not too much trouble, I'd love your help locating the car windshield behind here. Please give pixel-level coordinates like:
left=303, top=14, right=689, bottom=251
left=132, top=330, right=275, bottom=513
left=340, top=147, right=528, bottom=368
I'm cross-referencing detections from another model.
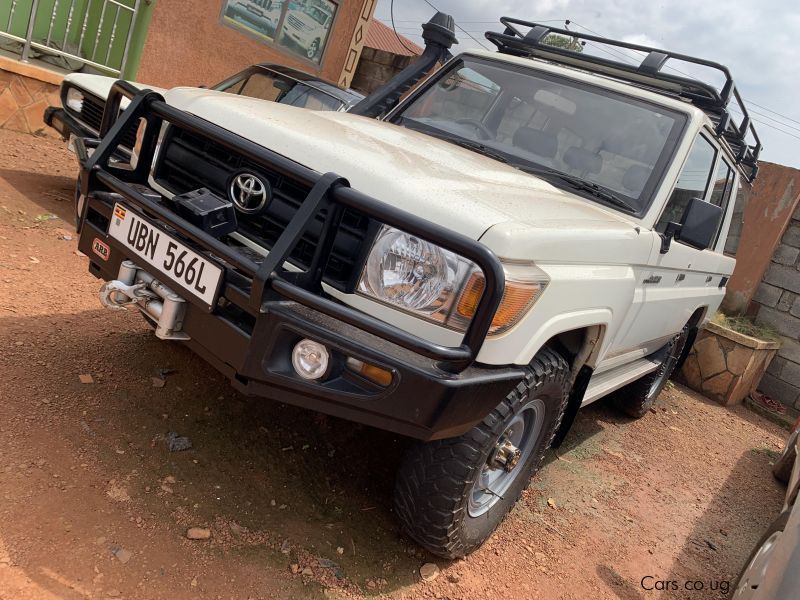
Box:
left=216, top=70, right=344, bottom=111
left=392, top=56, right=685, bottom=213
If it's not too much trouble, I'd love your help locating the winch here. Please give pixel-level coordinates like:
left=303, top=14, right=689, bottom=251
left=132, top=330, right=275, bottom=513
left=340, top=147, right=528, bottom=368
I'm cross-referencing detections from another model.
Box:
left=99, top=260, right=190, bottom=341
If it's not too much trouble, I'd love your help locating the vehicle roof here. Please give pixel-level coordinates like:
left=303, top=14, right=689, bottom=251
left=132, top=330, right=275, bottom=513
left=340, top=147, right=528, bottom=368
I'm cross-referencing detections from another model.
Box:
left=253, top=63, right=364, bottom=106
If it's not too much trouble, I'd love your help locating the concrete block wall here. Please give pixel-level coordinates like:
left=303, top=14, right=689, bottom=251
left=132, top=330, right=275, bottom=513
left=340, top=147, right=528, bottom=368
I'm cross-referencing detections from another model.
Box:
left=753, top=202, right=800, bottom=410
left=350, top=47, right=414, bottom=94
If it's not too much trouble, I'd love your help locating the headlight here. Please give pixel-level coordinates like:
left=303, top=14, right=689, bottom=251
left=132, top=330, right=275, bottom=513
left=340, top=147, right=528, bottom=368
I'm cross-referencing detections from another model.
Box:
left=65, top=87, right=84, bottom=112
left=129, top=117, right=147, bottom=169
left=357, top=226, right=548, bottom=335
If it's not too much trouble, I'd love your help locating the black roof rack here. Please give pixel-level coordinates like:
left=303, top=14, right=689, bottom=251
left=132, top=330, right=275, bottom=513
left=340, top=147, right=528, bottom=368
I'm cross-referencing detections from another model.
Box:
left=485, top=17, right=761, bottom=181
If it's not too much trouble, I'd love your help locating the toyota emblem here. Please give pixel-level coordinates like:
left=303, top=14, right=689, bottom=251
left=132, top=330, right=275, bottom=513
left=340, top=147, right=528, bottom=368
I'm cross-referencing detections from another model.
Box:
left=229, top=172, right=270, bottom=214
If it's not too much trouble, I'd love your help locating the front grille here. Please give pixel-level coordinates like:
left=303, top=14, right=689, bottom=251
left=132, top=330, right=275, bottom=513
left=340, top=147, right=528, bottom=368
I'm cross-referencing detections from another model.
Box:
left=154, top=127, right=373, bottom=290
left=69, top=91, right=138, bottom=150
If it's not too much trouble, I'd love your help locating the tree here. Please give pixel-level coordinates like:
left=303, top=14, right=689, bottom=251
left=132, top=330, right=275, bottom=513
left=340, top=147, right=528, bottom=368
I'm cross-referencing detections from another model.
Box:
left=542, top=33, right=584, bottom=53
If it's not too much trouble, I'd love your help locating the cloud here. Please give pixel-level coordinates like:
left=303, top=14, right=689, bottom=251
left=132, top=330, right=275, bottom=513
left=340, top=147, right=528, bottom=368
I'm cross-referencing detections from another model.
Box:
left=377, top=0, right=800, bottom=167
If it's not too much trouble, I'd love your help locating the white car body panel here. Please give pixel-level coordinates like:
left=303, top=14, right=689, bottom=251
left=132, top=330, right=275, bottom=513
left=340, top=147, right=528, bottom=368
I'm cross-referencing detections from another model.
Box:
left=64, top=73, right=166, bottom=101
left=73, top=52, right=744, bottom=382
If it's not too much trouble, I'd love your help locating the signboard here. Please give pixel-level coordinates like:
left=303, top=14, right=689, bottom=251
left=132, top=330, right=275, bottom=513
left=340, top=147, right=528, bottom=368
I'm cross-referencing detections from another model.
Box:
left=221, top=0, right=338, bottom=65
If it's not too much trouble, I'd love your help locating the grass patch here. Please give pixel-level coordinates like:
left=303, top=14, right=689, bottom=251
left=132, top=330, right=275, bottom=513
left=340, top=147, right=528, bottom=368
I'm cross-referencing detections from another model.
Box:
left=712, top=312, right=781, bottom=342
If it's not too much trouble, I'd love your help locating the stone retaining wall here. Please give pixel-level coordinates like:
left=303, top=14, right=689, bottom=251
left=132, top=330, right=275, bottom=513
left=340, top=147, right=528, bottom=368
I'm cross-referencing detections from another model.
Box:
left=0, top=58, right=62, bottom=138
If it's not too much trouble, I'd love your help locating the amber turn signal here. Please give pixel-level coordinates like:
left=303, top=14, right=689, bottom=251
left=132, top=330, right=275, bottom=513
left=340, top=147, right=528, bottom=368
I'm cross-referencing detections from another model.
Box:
left=456, top=272, right=544, bottom=335
left=346, top=358, right=393, bottom=387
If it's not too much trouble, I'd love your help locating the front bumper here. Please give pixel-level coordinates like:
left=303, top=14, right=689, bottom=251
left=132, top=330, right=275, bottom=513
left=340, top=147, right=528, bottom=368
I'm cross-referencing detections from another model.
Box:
left=75, top=82, right=517, bottom=441
left=43, top=106, right=94, bottom=142
left=80, top=197, right=523, bottom=440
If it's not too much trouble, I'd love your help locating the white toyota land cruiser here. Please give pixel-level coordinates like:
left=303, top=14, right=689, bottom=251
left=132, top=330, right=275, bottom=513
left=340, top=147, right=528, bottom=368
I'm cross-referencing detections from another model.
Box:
left=67, top=15, right=761, bottom=558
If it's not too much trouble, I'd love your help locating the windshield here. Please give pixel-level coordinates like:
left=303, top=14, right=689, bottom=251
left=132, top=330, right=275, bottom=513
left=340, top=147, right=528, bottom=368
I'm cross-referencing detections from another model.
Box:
left=215, top=70, right=345, bottom=111
left=307, top=7, right=329, bottom=25
left=391, top=56, right=686, bottom=214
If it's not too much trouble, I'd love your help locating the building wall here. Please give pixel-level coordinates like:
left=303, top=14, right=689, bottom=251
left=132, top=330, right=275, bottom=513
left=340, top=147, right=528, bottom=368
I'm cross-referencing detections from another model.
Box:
left=136, top=0, right=374, bottom=89
left=721, top=162, right=800, bottom=315
left=349, top=47, right=414, bottom=94
left=752, top=200, right=800, bottom=410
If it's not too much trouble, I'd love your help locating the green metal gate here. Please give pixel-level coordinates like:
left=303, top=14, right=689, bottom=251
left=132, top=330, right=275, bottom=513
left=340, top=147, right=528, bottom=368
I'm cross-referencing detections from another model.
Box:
left=0, top=0, right=145, bottom=78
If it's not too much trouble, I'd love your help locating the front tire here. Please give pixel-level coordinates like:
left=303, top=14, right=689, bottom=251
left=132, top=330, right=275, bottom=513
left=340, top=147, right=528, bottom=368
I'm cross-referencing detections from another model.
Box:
left=393, top=348, right=570, bottom=558
left=612, top=327, right=688, bottom=418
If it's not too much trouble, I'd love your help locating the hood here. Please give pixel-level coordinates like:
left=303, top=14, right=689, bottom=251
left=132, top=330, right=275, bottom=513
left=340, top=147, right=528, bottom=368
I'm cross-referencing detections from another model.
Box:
left=65, top=73, right=166, bottom=103
left=162, top=87, right=638, bottom=243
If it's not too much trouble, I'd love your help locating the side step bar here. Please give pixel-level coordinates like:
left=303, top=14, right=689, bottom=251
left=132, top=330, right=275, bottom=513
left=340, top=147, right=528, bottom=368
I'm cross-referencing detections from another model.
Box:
left=582, top=358, right=660, bottom=406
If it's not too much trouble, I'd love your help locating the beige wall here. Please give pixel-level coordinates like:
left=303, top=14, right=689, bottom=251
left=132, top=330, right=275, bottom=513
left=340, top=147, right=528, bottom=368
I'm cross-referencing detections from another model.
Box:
left=137, top=0, right=375, bottom=89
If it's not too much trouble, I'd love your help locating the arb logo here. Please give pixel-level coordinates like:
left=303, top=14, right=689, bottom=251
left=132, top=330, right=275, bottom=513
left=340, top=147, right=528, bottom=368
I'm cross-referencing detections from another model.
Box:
left=92, top=238, right=111, bottom=261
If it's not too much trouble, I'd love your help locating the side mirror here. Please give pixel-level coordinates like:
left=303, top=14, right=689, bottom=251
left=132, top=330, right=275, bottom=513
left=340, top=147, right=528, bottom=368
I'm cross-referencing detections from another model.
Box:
left=660, top=198, right=723, bottom=254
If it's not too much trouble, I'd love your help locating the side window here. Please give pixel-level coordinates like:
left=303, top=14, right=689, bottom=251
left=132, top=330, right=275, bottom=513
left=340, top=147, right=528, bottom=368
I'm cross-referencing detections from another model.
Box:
left=238, top=73, right=285, bottom=102
left=709, top=158, right=734, bottom=207
left=656, top=135, right=716, bottom=233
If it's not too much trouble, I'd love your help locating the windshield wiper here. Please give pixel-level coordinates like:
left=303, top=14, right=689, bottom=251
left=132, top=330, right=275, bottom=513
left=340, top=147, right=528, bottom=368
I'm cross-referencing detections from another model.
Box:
left=515, top=165, right=637, bottom=213
left=399, top=118, right=511, bottom=164
left=441, top=137, right=511, bottom=164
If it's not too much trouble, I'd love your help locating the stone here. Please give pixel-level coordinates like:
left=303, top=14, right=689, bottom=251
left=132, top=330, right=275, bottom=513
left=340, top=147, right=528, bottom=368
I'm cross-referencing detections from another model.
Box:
left=725, top=346, right=754, bottom=375
left=767, top=356, right=786, bottom=377
left=773, top=244, right=800, bottom=266
left=680, top=352, right=702, bottom=388
left=79, top=374, right=94, bottom=384
left=186, top=527, right=211, bottom=540
left=758, top=373, right=800, bottom=407
left=777, top=291, right=797, bottom=312
left=22, top=99, right=48, bottom=135
left=702, top=371, right=734, bottom=401
left=301, top=566, right=314, bottom=576
left=111, top=547, right=132, bottom=564
left=695, top=337, right=726, bottom=378
left=8, top=77, right=32, bottom=106
left=782, top=360, right=800, bottom=385
left=791, top=297, right=800, bottom=318
left=782, top=225, right=800, bottom=248
left=763, top=263, right=800, bottom=294
left=753, top=283, right=782, bottom=308
left=0, top=88, right=18, bottom=126
left=757, top=307, right=800, bottom=338
left=778, top=337, right=800, bottom=363
left=2, top=110, right=28, bottom=134
left=420, top=563, right=440, bottom=582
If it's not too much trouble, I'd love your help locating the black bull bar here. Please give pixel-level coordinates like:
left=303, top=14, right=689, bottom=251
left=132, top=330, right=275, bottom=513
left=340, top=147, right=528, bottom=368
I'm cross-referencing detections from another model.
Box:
left=77, top=81, right=505, bottom=374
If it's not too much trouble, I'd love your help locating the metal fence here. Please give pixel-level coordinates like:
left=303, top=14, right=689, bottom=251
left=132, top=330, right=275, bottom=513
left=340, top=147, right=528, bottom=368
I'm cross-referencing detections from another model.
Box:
left=0, top=0, right=141, bottom=76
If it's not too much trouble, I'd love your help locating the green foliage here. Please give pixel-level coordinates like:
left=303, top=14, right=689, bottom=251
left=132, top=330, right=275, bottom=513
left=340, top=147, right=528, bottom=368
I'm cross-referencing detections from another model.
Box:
left=542, top=34, right=584, bottom=53
left=712, top=312, right=781, bottom=342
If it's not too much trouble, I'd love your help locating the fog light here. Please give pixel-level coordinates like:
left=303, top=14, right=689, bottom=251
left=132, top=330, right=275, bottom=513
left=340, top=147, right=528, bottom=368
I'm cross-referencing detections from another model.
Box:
left=292, top=339, right=329, bottom=380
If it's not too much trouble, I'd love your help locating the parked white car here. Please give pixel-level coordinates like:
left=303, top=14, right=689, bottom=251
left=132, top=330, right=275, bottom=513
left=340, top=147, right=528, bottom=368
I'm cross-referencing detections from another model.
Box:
left=65, top=15, right=761, bottom=558
left=732, top=416, right=800, bottom=598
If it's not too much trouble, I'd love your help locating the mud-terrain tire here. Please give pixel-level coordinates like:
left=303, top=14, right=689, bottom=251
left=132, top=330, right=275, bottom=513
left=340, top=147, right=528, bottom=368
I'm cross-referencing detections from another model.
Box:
left=611, top=327, right=689, bottom=418
left=393, top=348, right=570, bottom=559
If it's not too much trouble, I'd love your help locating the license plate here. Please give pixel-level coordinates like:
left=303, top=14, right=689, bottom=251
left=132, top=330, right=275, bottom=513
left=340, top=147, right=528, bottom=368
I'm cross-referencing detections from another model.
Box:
left=107, top=203, right=223, bottom=307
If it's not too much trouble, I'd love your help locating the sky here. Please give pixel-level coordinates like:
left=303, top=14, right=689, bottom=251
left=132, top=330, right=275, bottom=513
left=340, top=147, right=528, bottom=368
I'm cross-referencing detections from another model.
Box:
left=374, top=0, right=800, bottom=168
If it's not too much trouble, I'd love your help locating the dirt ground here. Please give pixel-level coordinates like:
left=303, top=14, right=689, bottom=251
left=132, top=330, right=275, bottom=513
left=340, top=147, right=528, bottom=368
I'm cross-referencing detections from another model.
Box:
left=0, top=128, right=792, bottom=600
